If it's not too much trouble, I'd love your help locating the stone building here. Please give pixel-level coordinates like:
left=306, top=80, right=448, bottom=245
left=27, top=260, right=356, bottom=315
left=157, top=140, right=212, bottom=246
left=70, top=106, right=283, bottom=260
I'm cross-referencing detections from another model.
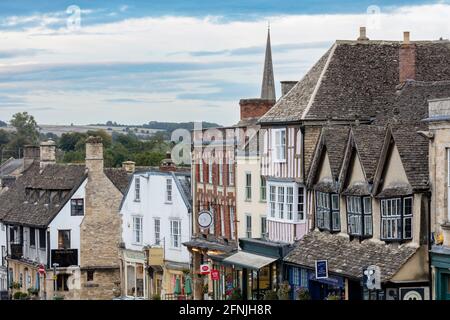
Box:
left=0, top=137, right=130, bottom=300
left=425, top=97, right=450, bottom=300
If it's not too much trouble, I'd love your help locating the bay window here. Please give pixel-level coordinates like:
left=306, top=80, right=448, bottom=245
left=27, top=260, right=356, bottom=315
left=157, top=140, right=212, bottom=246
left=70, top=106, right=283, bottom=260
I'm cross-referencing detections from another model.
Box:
left=287, top=187, right=294, bottom=220
left=298, top=187, right=305, bottom=221
left=316, top=192, right=340, bottom=232
left=272, top=129, right=286, bottom=162
left=380, top=196, right=413, bottom=241
left=268, top=184, right=305, bottom=222
left=277, top=187, right=285, bottom=219
left=346, top=196, right=372, bottom=237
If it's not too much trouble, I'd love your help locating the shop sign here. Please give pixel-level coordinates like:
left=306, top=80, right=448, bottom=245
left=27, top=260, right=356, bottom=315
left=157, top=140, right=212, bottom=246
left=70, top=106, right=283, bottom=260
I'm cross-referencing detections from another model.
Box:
left=210, top=269, right=220, bottom=280
left=200, top=264, right=210, bottom=274
left=315, top=260, right=328, bottom=279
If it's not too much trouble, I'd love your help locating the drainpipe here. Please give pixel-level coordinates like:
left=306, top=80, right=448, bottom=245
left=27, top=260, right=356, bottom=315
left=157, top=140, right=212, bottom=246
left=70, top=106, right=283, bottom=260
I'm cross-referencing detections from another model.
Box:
left=427, top=191, right=433, bottom=300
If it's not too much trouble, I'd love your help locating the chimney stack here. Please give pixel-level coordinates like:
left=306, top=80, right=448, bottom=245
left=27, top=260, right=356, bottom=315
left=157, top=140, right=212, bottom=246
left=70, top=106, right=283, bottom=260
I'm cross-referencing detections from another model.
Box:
left=85, top=136, right=104, bottom=173
left=280, top=81, right=297, bottom=96
left=399, top=31, right=416, bottom=83
left=159, top=151, right=177, bottom=172
left=239, top=99, right=275, bottom=121
left=122, top=161, right=136, bottom=174
left=357, top=26, right=369, bottom=41
left=40, top=140, right=56, bottom=169
left=23, top=145, right=40, bottom=168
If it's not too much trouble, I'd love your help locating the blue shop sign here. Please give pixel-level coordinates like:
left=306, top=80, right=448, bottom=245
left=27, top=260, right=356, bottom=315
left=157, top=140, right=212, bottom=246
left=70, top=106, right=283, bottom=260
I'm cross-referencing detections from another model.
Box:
left=309, top=271, right=344, bottom=288
left=315, top=260, right=328, bottom=279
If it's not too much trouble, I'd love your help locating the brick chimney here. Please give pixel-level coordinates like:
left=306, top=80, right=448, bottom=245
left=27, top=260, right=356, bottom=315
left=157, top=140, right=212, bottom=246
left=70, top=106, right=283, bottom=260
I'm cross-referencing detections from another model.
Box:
left=399, top=31, right=416, bottom=83
left=357, top=26, right=369, bottom=41
left=40, top=140, right=56, bottom=169
left=85, top=136, right=104, bottom=173
left=239, top=98, right=275, bottom=121
left=122, top=160, right=136, bottom=173
left=159, top=151, right=177, bottom=172
left=23, top=145, right=40, bottom=167
left=280, top=81, right=297, bottom=96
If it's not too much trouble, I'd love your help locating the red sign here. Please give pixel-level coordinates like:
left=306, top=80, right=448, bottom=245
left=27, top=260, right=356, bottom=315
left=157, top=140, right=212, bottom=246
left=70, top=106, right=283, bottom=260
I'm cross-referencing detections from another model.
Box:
left=38, top=265, right=46, bottom=275
left=200, top=264, right=210, bottom=274
left=210, top=269, right=220, bottom=281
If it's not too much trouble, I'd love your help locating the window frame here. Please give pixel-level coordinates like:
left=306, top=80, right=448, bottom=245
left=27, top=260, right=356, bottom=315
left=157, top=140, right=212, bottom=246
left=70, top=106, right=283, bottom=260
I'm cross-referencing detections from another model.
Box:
left=315, top=191, right=340, bottom=232
left=154, top=218, right=161, bottom=245
left=260, top=176, right=267, bottom=202
left=208, top=159, right=213, bottom=184
left=132, top=216, right=143, bottom=245
left=38, top=229, right=46, bottom=250
left=228, top=162, right=234, bottom=186
left=380, top=196, right=413, bottom=242
left=199, top=160, right=204, bottom=183
left=261, top=216, right=267, bottom=238
left=58, top=230, right=71, bottom=249
left=229, top=206, right=235, bottom=240
left=70, top=198, right=84, bottom=216
left=346, top=196, right=373, bottom=238
left=170, top=220, right=181, bottom=248
left=134, top=177, right=141, bottom=202
left=246, top=214, right=252, bottom=238
left=297, top=187, right=305, bottom=221
left=245, top=172, right=252, bottom=201
left=29, top=227, right=36, bottom=247
left=166, top=178, right=173, bottom=203
left=272, top=128, right=286, bottom=163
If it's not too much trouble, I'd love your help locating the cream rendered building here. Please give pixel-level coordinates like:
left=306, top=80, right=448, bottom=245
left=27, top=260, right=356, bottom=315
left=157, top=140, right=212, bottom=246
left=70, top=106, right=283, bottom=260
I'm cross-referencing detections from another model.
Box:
left=235, top=154, right=267, bottom=240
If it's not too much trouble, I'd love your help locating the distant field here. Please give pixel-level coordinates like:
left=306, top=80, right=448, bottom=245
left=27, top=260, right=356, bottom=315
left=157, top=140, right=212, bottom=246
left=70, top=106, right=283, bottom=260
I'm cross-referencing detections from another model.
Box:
left=3, top=124, right=164, bottom=138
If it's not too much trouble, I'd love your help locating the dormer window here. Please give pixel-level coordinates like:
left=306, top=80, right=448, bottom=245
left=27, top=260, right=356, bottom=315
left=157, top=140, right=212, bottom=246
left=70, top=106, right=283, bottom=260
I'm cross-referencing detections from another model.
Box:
left=380, top=196, right=413, bottom=241
left=346, top=196, right=372, bottom=238
left=316, top=192, right=340, bottom=232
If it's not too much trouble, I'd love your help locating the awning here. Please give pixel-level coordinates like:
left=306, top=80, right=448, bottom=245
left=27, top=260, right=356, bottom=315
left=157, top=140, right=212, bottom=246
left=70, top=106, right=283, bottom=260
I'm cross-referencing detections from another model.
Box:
left=222, top=251, right=277, bottom=270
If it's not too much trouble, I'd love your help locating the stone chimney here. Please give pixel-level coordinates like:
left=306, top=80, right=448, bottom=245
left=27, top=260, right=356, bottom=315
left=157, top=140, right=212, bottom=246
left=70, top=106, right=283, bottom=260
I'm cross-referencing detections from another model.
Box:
left=280, top=81, right=297, bottom=96
left=239, top=99, right=275, bottom=121
left=85, top=136, right=104, bottom=173
left=23, top=145, right=40, bottom=167
left=159, top=151, right=177, bottom=172
left=399, top=31, right=416, bottom=83
left=122, top=160, right=136, bottom=174
left=357, top=26, right=369, bottom=41
left=40, top=140, right=56, bottom=169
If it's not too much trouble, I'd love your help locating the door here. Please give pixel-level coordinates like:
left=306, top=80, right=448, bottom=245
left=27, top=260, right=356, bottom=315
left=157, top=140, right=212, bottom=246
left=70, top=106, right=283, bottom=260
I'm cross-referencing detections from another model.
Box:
left=442, top=273, right=450, bottom=300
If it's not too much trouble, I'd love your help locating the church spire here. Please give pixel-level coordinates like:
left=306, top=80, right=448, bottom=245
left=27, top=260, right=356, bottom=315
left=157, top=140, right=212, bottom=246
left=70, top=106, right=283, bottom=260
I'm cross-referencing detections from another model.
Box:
left=260, top=25, right=276, bottom=101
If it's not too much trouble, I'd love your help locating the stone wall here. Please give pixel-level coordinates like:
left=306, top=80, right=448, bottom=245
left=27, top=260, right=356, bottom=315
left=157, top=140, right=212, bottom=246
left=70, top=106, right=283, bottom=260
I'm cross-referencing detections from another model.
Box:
left=79, top=137, right=124, bottom=299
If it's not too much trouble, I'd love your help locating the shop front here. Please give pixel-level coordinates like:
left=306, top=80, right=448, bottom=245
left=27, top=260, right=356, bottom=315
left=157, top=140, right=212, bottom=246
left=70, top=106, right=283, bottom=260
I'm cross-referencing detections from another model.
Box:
left=431, top=245, right=450, bottom=300
left=119, top=249, right=147, bottom=299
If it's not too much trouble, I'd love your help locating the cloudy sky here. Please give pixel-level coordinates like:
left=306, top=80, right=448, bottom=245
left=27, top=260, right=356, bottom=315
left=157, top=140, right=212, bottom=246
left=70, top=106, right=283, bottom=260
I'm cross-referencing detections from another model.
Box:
left=0, top=0, right=449, bottom=126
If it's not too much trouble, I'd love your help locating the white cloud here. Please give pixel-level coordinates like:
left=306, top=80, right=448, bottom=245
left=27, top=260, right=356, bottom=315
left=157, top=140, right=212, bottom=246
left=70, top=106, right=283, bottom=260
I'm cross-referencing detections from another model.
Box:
left=0, top=4, right=449, bottom=125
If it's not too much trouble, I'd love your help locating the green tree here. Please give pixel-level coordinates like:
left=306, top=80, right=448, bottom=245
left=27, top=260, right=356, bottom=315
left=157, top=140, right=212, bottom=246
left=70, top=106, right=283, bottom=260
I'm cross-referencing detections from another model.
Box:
left=59, top=132, right=87, bottom=152
left=10, top=112, right=39, bottom=144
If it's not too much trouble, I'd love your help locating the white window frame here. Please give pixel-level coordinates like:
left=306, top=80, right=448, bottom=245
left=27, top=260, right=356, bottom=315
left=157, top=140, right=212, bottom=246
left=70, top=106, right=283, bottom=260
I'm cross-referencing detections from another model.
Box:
left=220, top=206, right=225, bottom=237
left=134, top=177, right=140, bottom=201
left=132, top=216, right=143, bottom=245
left=154, top=218, right=161, bottom=245
left=228, top=162, right=234, bottom=186
left=166, top=178, right=173, bottom=203
left=208, top=158, right=213, bottom=184
left=170, top=220, right=181, bottom=248
left=286, top=187, right=294, bottom=220
left=272, top=128, right=286, bottom=163
left=199, top=160, right=203, bottom=183
left=218, top=158, right=223, bottom=186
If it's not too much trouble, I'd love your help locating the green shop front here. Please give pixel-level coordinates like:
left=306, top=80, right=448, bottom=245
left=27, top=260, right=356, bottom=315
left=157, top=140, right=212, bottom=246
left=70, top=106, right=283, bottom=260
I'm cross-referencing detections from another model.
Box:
left=431, top=245, right=450, bottom=300
left=218, top=238, right=292, bottom=300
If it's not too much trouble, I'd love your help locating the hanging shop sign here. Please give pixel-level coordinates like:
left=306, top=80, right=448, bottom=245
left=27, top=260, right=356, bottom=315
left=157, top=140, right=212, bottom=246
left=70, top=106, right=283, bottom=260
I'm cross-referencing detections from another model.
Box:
left=315, top=260, right=328, bottom=279
left=210, top=269, right=220, bottom=281
left=200, top=264, right=211, bottom=274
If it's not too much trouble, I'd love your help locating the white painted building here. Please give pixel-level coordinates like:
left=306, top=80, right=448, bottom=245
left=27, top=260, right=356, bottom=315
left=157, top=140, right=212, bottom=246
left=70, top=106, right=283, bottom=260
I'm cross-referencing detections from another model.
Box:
left=120, top=169, right=192, bottom=299
left=0, top=222, right=6, bottom=293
